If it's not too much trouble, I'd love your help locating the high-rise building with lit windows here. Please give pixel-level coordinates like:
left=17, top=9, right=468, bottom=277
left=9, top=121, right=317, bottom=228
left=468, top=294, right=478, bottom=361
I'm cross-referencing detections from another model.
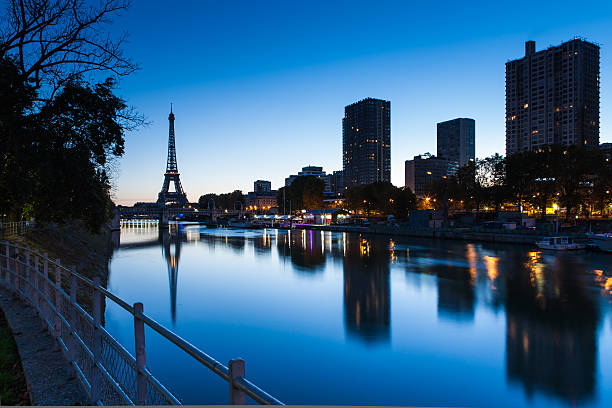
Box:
left=505, top=38, right=600, bottom=156
left=343, top=98, right=391, bottom=186
left=437, top=118, right=475, bottom=167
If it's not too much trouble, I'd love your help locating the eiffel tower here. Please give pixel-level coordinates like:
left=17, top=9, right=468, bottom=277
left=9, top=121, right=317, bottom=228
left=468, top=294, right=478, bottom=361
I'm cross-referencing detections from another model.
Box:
left=157, top=105, right=189, bottom=206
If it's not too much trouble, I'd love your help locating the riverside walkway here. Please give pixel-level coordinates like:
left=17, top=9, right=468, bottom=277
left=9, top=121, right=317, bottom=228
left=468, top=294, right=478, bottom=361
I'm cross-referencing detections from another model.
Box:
left=0, top=241, right=283, bottom=405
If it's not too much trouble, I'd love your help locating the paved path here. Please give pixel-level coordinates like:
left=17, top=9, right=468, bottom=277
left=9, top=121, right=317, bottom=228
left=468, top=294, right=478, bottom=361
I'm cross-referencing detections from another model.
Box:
left=0, top=286, right=88, bottom=405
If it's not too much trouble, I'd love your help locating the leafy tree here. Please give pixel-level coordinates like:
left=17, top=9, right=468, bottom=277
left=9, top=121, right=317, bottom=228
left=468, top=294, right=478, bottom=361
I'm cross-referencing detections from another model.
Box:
left=505, top=150, right=538, bottom=211
left=198, top=190, right=244, bottom=210
left=456, top=161, right=487, bottom=214
left=345, top=182, right=415, bottom=218
left=0, top=58, right=134, bottom=231
left=555, top=145, right=593, bottom=220
left=277, top=176, right=325, bottom=212
left=0, top=1, right=140, bottom=231
left=0, top=57, right=37, bottom=218
left=591, top=151, right=612, bottom=215
left=478, top=154, right=509, bottom=212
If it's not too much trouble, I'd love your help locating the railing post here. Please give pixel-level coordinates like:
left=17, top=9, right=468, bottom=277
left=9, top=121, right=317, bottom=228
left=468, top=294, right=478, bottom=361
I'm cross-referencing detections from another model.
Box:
left=24, top=250, right=30, bottom=301
left=229, top=358, right=246, bottom=405
left=3, top=243, right=8, bottom=284
left=34, top=250, right=40, bottom=310
left=43, top=254, right=49, bottom=321
left=14, top=248, right=20, bottom=295
left=54, top=262, right=62, bottom=338
left=68, top=271, right=78, bottom=362
left=91, top=276, right=103, bottom=404
left=133, top=302, right=147, bottom=405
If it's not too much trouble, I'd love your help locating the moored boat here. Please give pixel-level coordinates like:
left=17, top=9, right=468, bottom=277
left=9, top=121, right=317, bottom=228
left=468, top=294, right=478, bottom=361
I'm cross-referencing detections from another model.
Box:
left=228, top=218, right=254, bottom=228
left=586, top=233, right=612, bottom=252
left=535, top=236, right=586, bottom=251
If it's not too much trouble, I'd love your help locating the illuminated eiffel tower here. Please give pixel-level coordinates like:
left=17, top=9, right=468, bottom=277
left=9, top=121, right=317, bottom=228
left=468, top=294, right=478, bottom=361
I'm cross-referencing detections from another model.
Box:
left=157, top=105, right=189, bottom=206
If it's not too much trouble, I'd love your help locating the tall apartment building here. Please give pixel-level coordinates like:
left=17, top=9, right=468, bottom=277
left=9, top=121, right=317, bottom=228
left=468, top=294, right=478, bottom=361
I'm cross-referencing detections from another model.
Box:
left=437, top=118, right=475, bottom=167
left=505, top=39, right=600, bottom=156
left=343, top=98, right=391, bottom=186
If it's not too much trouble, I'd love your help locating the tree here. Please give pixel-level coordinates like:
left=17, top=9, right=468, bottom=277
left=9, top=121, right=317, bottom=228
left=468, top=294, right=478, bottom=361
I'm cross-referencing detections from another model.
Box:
left=345, top=182, right=415, bottom=218
left=505, top=150, right=538, bottom=211
left=0, top=0, right=137, bottom=101
left=198, top=190, right=244, bottom=210
left=0, top=56, right=37, bottom=219
left=277, top=176, right=325, bottom=213
left=555, top=145, right=593, bottom=220
left=591, top=151, right=612, bottom=215
left=478, top=154, right=509, bottom=212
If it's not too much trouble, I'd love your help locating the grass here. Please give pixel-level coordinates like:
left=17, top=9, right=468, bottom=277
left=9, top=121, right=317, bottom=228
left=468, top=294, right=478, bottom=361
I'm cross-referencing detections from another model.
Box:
left=0, top=310, right=30, bottom=406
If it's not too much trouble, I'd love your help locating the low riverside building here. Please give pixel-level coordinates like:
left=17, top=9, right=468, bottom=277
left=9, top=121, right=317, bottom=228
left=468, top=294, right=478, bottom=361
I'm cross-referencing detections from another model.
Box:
left=303, top=209, right=351, bottom=225
left=405, top=154, right=458, bottom=197
left=409, top=209, right=444, bottom=229
left=497, top=211, right=535, bottom=228
left=245, top=179, right=277, bottom=211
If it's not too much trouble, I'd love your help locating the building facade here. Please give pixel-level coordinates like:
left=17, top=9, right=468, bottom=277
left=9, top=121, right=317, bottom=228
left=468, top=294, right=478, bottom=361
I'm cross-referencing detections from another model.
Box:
left=343, top=98, right=391, bottom=186
left=437, top=118, right=475, bottom=167
left=405, top=154, right=457, bottom=197
left=505, top=39, right=600, bottom=156
left=254, top=180, right=272, bottom=194
left=285, top=165, right=331, bottom=192
left=327, top=170, right=345, bottom=197
left=246, top=179, right=277, bottom=211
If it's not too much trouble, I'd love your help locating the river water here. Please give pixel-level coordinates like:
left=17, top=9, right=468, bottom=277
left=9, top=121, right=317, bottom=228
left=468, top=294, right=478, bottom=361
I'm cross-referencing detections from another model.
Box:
left=105, top=222, right=612, bottom=406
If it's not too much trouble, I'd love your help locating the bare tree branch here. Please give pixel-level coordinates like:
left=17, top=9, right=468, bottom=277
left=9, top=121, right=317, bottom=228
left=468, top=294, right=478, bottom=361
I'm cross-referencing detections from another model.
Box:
left=0, top=0, right=138, bottom=101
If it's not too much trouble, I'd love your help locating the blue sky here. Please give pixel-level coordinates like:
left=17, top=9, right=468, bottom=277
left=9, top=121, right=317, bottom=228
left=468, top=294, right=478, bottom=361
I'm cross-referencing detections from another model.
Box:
left=111, top=0, right=612, bottom=205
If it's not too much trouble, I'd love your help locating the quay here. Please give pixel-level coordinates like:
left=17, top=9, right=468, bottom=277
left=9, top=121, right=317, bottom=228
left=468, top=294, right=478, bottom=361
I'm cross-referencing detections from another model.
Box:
left=292, top=224, right=559, bottom=245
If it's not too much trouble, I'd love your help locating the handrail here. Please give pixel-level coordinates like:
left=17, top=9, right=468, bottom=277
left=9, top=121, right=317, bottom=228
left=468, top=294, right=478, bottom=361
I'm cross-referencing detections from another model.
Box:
left=0, top=241, right=284, bottom=405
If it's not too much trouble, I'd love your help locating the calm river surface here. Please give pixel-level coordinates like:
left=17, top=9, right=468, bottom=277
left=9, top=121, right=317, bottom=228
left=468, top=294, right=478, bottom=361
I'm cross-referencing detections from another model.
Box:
left=106, top=222, right=612, bottom=406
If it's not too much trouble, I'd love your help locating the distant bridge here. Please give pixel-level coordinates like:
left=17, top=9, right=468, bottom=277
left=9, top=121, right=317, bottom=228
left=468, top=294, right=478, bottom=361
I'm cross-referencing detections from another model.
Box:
left=118, top=207, right=248, bottom=221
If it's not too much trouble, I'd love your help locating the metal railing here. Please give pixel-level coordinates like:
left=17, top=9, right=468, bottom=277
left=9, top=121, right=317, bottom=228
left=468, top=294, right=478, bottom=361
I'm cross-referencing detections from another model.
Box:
left=0, top=241, right=283, bottom=406
left=0, top=221, right=31, bottom=239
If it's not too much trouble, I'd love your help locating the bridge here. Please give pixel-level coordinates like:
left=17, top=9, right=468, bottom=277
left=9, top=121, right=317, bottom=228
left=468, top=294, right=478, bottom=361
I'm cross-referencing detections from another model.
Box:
left=118, top=206, right=249, bottom=222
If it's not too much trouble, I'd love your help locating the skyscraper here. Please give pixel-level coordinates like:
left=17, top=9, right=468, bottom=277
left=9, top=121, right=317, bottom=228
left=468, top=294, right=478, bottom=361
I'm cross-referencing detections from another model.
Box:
left=437, top=118, right=475, bottom=167
left=505, top=39, right=600, bottom=156
left=343, top=98, right=391, bottom=186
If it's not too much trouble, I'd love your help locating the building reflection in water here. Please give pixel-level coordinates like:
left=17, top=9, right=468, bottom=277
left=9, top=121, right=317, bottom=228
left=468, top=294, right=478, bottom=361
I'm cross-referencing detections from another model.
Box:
left=502, top=251, right=599, bottom=404
left=117, top=224, right=611, bottom=403
left=342, top=236, right=390, bottom=344
left=435, top=264, right=475, bottom=322
left=276, top=229, right=326, bottom=273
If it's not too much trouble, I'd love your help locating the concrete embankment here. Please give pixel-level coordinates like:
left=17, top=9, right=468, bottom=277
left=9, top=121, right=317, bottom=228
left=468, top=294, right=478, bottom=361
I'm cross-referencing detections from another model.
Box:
left=293, top=224, right=544, bottom=245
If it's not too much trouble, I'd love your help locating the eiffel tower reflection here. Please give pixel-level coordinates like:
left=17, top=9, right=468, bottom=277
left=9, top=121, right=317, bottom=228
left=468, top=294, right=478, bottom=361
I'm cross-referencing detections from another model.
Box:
left=160, top=224, right=182, bottom=324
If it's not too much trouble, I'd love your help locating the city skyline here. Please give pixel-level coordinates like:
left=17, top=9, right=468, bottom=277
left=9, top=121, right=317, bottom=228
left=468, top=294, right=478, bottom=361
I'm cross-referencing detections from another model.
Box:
left=111, top=1, right=612, bottom=205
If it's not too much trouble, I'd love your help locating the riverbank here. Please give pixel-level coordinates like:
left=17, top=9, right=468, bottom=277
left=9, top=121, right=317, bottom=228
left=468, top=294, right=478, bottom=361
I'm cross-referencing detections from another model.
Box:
left=19, top=221, right=114, bottom=284
left=0, top=286, right=87, bottom=405
left=0, top=221, right=112, bottom=405
left=293, top=223, right=550, bottom=245
left=0, top=305, right=29, bottom=405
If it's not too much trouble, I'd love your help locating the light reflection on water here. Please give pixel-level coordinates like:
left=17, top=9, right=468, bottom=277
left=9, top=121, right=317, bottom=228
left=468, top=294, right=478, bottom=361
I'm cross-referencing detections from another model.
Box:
left=106, top=222, right=612, bottom=406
